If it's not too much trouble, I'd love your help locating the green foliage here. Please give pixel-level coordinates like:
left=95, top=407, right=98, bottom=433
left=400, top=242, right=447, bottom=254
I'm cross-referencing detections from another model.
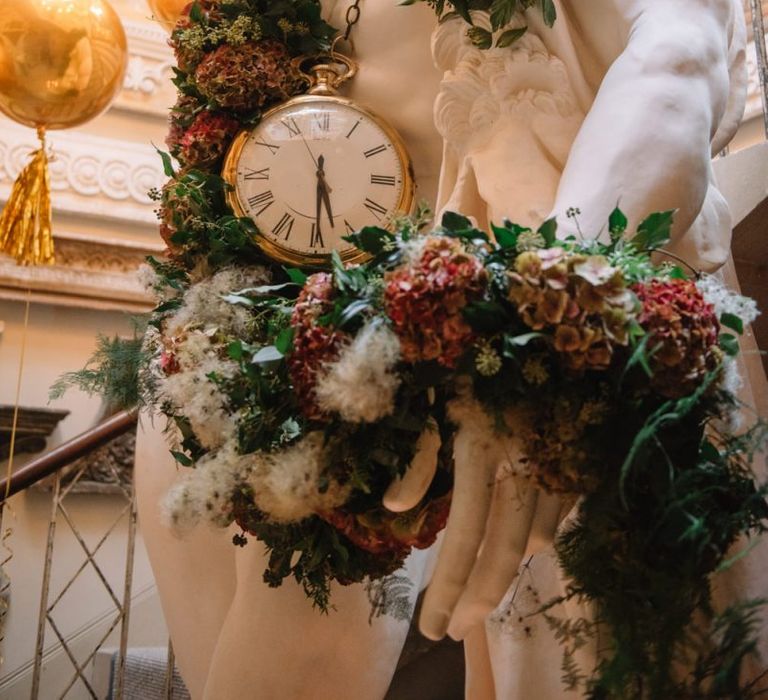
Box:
left=554, top=401, right=768, bottom=698
left=49, top=320, right=149, bottom=411
left=405, top=0, right=556, bottom=48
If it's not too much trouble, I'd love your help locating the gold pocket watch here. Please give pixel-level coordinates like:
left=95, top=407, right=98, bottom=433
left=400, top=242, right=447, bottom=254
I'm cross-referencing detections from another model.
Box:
left=222, top=51, right=415, bottom=268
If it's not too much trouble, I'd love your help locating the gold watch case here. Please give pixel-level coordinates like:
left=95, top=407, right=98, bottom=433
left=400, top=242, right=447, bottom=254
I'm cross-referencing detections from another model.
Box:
left=222, top=93, right=416, bottom=269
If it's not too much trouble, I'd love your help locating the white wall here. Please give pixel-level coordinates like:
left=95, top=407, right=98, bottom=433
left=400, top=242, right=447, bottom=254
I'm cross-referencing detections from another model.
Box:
left=0, top=0, right=173, bottom=695
left=0, top=301, right=168, bottom=699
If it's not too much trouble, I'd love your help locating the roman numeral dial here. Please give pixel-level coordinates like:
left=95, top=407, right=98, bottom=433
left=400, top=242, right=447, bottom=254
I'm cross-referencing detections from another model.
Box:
left=224, top=97, right=414, bottom=267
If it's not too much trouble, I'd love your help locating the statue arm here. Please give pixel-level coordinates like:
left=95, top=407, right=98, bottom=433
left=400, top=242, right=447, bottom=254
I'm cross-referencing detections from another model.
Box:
left=552, top=0, right=745, bottom=248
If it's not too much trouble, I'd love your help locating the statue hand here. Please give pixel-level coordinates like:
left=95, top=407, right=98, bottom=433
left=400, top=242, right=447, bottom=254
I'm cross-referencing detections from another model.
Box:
left=384, top=394, right=566, bottom=641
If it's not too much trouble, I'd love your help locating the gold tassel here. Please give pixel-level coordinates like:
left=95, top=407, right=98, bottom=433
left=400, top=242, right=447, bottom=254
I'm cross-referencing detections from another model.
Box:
left=0, top=127, right=54, bottom=266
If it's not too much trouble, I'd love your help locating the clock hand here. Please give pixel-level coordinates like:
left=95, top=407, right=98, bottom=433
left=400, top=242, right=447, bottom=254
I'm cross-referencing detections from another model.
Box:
left=300, top=130, right=319, bottom=169
left=315, top=178, right=323, bottom=248
left=317, top=155, right=335, bottom=228
left=320, top=181, right=335, bottom=229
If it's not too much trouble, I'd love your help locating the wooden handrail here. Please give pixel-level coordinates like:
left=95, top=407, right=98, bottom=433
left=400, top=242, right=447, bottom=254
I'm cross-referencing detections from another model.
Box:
left=0, top=409, right=138, bottom=503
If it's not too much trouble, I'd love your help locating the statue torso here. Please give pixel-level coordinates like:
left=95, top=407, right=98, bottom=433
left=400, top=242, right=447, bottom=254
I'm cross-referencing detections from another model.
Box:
left=317, top=1, right=632, bottom=214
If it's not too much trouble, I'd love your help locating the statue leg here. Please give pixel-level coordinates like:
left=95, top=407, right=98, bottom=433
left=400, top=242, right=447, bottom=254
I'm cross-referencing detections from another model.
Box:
left=203, top=542, right=433, bottom=700
left=134, top=418, right=237, bottom=699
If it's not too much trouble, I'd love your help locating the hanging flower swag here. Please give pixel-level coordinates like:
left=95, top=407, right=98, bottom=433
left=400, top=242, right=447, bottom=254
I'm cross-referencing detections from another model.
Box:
left=52, top=1, right=768, bottom=697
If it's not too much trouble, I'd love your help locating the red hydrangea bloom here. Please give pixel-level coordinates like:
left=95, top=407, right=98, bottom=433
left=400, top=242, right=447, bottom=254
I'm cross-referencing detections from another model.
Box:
left=634, top=278, right=721, bottom=398
left=159, top=350, right=180, bottom=375
left=165, top=94, right=201, bottom=159
left=178, top=110, right=239, bottom=169
left=384, top=237, right=487, bottom=367
left=194, top=40, right=299, bottom=112
left=288, top=273, right=348, bottom=421
left=319, top=492, right=451, bottom=556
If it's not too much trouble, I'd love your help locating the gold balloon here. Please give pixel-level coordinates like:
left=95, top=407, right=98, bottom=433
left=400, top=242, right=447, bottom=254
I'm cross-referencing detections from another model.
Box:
left=146, top=0, right=189, bottom=32
left=0, top=0, right=128, bottom=131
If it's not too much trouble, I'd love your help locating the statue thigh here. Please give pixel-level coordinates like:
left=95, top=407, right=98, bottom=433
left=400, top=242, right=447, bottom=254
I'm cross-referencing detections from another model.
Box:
left=201, top=544, right=434, bottom=699
left=136, top=419, right=435, bottom=699
left=134, top=420, right=237, bottom=699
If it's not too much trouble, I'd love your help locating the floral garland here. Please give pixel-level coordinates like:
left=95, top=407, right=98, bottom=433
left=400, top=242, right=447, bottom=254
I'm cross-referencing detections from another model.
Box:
left=53, top=1, right=768, bottom=697
left=408, top=0, right=557, bottom=49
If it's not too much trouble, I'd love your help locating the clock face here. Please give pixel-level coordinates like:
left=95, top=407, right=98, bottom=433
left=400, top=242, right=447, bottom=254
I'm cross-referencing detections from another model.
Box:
left=223, top=95, right=414, bottom=266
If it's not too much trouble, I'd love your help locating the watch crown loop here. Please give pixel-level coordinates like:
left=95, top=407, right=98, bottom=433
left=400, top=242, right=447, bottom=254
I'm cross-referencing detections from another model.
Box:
left=292, top=51, right=358, bottom=96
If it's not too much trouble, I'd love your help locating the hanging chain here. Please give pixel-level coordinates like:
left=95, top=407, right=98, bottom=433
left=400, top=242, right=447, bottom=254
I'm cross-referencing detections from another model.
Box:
left=342, top=0, right=363, bottom=41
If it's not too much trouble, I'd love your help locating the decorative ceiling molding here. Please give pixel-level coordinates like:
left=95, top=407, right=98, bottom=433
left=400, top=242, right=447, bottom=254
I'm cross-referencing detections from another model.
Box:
left=0, top=121, right=165, bottom=227
left=116, top=19, right=177, bottom=118
left=0, top=230, right=163, bottom=312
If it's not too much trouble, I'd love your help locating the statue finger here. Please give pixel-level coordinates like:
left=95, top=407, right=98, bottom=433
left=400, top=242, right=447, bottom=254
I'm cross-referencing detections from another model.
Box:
left=447, top=476, right=538, bottom=640
left=418, top=426, right=497, bottom=641
left=383, top=419, right=440, bottom=513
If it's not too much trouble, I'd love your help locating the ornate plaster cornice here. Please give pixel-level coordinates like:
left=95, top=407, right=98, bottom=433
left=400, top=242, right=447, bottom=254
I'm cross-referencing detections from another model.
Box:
left=117, top=19, right=177, bottom=118
left=0, top=121, right=165, bottom=227
left=0, top=230, right=164, bottom=311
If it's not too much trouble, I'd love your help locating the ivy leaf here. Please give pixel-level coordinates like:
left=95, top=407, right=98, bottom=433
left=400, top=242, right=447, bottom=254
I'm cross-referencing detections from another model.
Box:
left=344, top=226, right=394, bottom=255
left=441, top=211, right=474, bottom=232
left=720, top=312, right=744, bottom=335
left=170, top=450, right=193, bottom=467
left=228, top=340, right=244, bottom=361
left=496, top=25, right=527, bottom=48
left=540, top=0, right=557, bottom=27
left=274, top=327, right=295, bottom=355
left=719, top=333, right=740, bottom=356
left=609, top=207, right=628, bottom=241
left=669, top=266, right=688, bottom=280
left=538, top=217, right=558, bottom=246
left=491, top=222, right=519, bottom=250
left=467, top=26, right=493, bottom=49
left=631, top=210, right=675, bottom=252
left=284, top=267, right=307, bottom=285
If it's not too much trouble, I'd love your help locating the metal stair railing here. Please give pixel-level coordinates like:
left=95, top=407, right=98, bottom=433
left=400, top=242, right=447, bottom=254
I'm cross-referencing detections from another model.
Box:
left=0, top=410, right=150, bottom=699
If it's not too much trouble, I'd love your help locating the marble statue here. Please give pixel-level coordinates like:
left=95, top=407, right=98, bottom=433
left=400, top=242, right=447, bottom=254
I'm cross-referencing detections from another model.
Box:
left=135, top=0, right=749, bottom=697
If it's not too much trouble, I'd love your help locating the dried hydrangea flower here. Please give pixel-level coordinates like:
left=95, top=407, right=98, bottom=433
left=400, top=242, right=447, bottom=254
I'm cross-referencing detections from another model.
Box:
left=507, top=249, right=634, bottom=371
left=194, top=40, right=299, bottom=112
left=634, top=278, right=721, bottom=398
left=178, top=110, right=240, bottom=168
left=385, top=237, right=487, bottom=368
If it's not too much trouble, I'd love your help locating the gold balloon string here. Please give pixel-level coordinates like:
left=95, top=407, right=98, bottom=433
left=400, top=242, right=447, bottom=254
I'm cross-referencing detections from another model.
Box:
left=0, top=289, right=31, bottom=659
left=3, top=289, right=31, bottom=502
left=0, top=127, right=55, bottom=266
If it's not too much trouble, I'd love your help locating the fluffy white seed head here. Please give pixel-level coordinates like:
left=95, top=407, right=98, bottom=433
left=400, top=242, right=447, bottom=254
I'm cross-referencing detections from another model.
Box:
left=247, top=432, right=350, bottom=523
left=315, top=321, right=402, bottom=423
